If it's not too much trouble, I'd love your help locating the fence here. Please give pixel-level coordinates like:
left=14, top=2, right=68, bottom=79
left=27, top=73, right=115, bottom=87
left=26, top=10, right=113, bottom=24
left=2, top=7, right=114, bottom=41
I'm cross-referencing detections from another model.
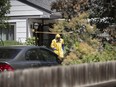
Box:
left=0, top=61, right=116, bottom=87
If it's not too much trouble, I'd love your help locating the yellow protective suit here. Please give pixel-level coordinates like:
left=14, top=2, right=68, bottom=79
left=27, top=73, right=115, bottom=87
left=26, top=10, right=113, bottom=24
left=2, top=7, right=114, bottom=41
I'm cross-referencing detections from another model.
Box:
left=51, top=34, right=64, bottom=58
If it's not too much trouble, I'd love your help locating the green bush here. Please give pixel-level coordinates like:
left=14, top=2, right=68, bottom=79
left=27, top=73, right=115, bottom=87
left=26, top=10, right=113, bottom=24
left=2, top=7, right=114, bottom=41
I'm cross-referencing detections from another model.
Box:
left=0, top=39, right=4, bottom=46
left=62, top=43, right=116, bottom=65
left=3, top=40, right=23, bottom=46
left=25, top=37, right=35, bottom=45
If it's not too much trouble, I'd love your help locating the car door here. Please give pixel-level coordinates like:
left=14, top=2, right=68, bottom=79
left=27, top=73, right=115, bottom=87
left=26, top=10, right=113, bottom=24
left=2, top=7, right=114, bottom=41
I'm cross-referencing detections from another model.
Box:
left=24, top=48, right=59, bottom=69
left=39, top=48, right=59, bottom=66
left=25, top=49, right=41, bottom=68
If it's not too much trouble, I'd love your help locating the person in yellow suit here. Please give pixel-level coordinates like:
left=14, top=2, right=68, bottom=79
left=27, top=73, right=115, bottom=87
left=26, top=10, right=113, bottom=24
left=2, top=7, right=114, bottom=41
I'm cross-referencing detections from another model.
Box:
left=51, top=34, right=64, bottom=59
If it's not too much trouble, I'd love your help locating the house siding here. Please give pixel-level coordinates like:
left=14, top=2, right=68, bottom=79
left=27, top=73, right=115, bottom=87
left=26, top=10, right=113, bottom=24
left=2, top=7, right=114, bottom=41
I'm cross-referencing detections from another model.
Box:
left=6, top=0, right=46, bottom=43
left=8, top=19, right=27, bottom=43
left=16, top=20, right=27, bottom=42
left=6, top=0, right=57, bottom=44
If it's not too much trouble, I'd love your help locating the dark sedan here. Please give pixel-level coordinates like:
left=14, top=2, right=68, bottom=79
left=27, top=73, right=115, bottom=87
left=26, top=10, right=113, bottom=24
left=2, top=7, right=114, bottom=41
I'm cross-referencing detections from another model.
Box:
left=0, top=46, right=61, bottom=72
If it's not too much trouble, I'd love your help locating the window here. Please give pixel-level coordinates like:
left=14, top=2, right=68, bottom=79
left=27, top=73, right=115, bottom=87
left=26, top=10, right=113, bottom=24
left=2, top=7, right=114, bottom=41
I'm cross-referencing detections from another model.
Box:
left=25, top=48, right=57, bottom=62
left=25, top=49, right=44, bottom=61
left=25, top=49, right=38, bottom=60
left=0, top=24, right=15, bottom=41
left=0, top=49, right=21, bottom=59
left=39, top=48, right=57, bottom=62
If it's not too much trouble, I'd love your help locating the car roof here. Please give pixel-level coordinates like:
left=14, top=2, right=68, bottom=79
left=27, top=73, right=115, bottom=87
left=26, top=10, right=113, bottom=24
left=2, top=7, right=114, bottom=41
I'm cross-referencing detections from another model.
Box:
left=0, top=45, right=46, bottom=50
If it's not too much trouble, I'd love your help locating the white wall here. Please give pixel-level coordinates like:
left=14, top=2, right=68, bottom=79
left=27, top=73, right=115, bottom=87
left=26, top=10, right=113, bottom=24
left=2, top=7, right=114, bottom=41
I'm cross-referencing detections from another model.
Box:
left=8, top=19, right=27, bottom=43
left=6, top=0, right=45, bottom=43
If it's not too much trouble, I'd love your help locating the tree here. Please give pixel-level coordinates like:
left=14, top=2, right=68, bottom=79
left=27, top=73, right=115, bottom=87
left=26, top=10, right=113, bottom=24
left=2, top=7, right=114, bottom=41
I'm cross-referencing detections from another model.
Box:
left=50, top=12, right=98, bottom=56
left=50, top=0, right=99, bottom=56
left=51, top=0, right=88, bottom=19
left=51, top=0, right=116, bottom=23
left=51, top=0, right=116, bottom=44
left=51, top=0, right=116, bottom=28
left=0, top=0, right=10, bottom=28
left=88, top=0, right=116, bottom=30
left=88, top=0, right=116, bottom=19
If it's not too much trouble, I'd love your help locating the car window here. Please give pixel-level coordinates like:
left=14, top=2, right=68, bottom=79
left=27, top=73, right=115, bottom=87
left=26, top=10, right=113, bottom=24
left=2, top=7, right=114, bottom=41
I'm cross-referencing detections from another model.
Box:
left=39, top=48, right=57, bottom=62
left=0, top=49, right=21, bottom=59
left=25, top=49, right=44, bottom=61
left=25, top=49, right=38, bottom=60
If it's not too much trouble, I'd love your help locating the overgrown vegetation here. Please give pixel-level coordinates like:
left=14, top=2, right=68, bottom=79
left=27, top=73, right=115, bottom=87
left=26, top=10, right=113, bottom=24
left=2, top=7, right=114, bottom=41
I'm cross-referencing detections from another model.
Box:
left=50, top=0, right=116, bottom=65
left=51, top=0, right=116, bottom=24
left=25, top=37, right=35, bottom=45
left=0, top=0, right=10, bottom=29
left=3, top=40, right=23, bottom=46
left=50, top=12, right=116, bottom=65
left=62, top=43, right=116, bottom=65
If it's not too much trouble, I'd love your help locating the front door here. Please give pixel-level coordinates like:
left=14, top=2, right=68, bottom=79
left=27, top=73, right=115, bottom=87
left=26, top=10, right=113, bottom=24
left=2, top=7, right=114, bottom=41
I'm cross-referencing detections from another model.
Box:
left=36, top=24, right=55, bottom=48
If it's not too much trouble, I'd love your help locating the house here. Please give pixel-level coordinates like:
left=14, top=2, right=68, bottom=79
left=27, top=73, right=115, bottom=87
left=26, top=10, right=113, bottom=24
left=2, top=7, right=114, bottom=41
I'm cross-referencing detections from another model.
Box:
left=4, top=0, right=61, bottom=47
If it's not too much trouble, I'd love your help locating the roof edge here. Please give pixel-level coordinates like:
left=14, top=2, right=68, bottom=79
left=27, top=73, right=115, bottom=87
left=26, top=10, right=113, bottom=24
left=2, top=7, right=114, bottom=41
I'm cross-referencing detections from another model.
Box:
left=17, top=0, right=52, bottom=14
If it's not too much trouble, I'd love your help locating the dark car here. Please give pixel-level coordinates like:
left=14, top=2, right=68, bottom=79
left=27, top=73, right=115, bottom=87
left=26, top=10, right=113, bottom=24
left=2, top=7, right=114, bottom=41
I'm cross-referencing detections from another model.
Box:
left=0, top=46, right=61, bottom=72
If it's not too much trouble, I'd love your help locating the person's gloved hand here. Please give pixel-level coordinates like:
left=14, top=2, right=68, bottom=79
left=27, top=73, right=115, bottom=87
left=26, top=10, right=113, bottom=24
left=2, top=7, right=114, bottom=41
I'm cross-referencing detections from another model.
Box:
left=62, top=44, right=64, bottom=50
left=53, top=48, right=56, bottom=50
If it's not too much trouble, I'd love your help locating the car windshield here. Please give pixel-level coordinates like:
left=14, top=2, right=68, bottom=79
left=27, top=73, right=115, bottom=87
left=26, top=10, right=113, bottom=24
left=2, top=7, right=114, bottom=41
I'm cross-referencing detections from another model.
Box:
left=0, top=48, right=21, bottom=59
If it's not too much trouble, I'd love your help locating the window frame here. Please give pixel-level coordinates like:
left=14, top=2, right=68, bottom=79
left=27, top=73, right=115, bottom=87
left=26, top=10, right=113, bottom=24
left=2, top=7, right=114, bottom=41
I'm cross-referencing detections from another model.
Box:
left=0, top=23, right=16, bottom=41
left=39, top=48, right=58, bottom=62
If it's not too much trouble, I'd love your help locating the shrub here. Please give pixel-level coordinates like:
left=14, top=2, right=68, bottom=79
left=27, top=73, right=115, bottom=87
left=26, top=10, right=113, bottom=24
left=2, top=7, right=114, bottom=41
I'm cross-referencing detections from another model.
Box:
left=3, top=40, right=23, bottom=46
left=62, top=43, right=116, bottom=65
left=78, top=42, right=96, bottom=55
left=25, top=37, right=35, bottom=45
left=62, top=51, right=79, bottom=65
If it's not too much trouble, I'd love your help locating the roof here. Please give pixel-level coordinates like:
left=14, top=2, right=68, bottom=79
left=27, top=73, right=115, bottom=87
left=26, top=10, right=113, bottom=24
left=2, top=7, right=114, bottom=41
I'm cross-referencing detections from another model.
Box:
left=17, top=0, right=56, bottom=14
left=17, top=0, right=62, bottom=19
